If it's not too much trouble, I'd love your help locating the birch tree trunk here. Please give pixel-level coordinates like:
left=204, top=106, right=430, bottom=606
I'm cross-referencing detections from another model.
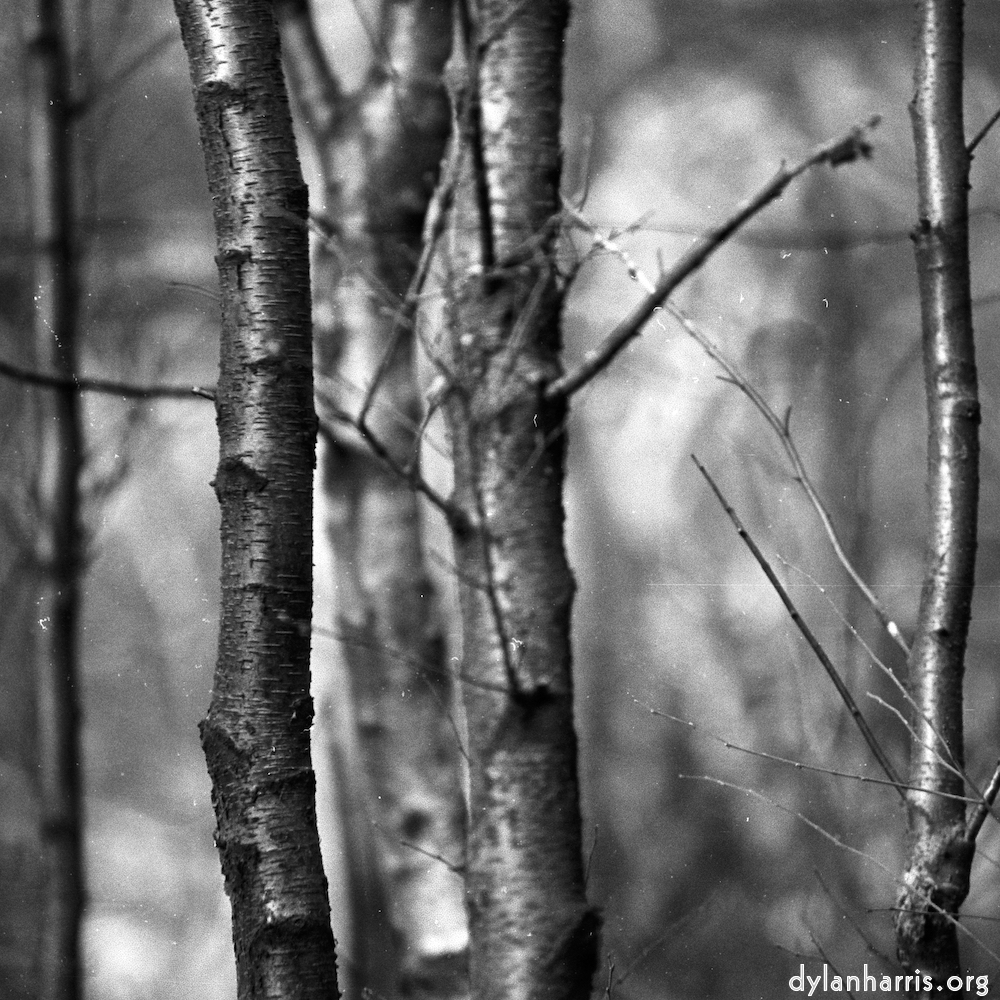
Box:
left=172, top=3, right=339, bottom=997
left=439, top=3, right=599, bottom=997
left=28, top=2, right=85, bottom=996
left=276, top=4, right=469, bottom=997
left=896, top=0, right=979, bottom=986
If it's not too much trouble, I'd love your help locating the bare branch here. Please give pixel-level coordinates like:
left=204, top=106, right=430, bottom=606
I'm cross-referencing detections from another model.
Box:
left=805, top=931, right=851, bottom=999
left=812, top=868, right=895, bottom=970
left=566, top=212, right=908, bottom=656
left=398, top=839, right=465, bottom=876
left=967, top=105, right=1000, bottom=156
left=685, top=775, right=1000, bottom=968
left=670, top=305, right=910, bottom=656
left=637, top=698, right=968, bottom=803
left=866, top=693, right=967, bottom=789
left=0, top=357, right=216, bottom=401
left=691, top=455, right=904, bottom=797
left=684, top=774, right=895, bottom=870
left=547, top=116, right=880, bottom=400
left=316, top=392, right=465, bottom=530
left=783, top=557, right=988, bottom=812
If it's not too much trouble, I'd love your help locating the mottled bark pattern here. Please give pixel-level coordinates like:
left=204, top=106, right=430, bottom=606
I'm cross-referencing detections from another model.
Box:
left=441, top=2, right=599, bottom=999
left=896, top=0, right=978, bottom=986
left=172, top=2, right=339, bottom=998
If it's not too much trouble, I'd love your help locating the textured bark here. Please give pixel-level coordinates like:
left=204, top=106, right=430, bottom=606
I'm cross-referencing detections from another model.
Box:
left=28, top=2, right=85, bottom=997
left=172, top=3, right=339, bottom=998
left=439, top=3, right=599, bottom=999
left=896, top=0, right=978, bottom=986
left=276, top=4, right=470, bottom=998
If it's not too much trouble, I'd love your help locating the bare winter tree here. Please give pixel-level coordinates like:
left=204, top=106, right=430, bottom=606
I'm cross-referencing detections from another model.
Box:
left=171, top=2, right=339, bottom=997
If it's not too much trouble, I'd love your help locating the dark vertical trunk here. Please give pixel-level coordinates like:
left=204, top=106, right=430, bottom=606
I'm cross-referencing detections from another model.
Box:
left=172, top=2, right=339, bottom=997
left=896, top=0, right=978, bottom=986
left=28, top=2, right=85, bottom=997
left=440, top=3, right=599, bottom=998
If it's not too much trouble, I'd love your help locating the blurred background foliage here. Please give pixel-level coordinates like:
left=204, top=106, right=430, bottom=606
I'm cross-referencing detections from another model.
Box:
left=2, top=1, right=999, bottom=997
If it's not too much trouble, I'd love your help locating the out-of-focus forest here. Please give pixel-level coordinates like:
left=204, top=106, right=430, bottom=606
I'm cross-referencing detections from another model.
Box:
left=2, top=1, right=1000, bottom=998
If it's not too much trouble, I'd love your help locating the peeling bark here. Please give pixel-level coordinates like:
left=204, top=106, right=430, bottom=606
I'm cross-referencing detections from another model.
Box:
left=896, top=0, right=979, bottom=986
left=172, top=2, right=339, bottom=997
left=439, top=3, right=600, bottom=998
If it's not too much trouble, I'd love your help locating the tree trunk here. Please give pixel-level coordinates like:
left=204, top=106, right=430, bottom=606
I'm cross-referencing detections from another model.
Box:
left=439, top=3, right=599, bottom=998
left=276, top=3, right=470, bottom=997
left=172, top=3, right=339, bottom=997
left=28, top=2, right=85, bottom=996
left=896, top=0, right=979, bottom=986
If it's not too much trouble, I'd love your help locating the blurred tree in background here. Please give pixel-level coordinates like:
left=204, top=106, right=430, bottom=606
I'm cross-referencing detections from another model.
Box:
left=2, top=1, right=1000, bottom=998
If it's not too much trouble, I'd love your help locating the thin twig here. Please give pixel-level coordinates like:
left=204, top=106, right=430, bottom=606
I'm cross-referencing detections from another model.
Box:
left=636, top=699, right=971, bottom=804
left=565, top=207, right=908, bottom=656
left=0, top=357, right=215, bottom=401
left=782, top=554, right=988, bottom=810
left=398, top=839, right=464, bottom=876
left=812, top=868, right=894, bottom=970
left=966, top=760, right=1000, bottom=842
left=968, top=105, right=1000, bottom=155
left=547, top=116, right=880, bottom=400
left=671, top=306, right=910, bottom=656
left=167, top=280, right=220, bottom=302
left=316, top=397, right=464, bottom=529
left=602, top=956, right=615, bottom=1000
left=691, top=455, right=904, bottom=797
left=682, top=774, right=1000, bottom=967
left=85, top=30, right=177, bottom=111
left=807, top=930, right=854, bottom=1000
left=584, top=825, right=598, bottom=890
left=865, top=692, right=967, bottom=789
left=311, top=621, right=506, bottom=700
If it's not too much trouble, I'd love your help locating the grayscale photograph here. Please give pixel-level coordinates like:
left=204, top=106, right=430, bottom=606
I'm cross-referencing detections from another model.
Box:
left=2, top=1, right=999, bottom=998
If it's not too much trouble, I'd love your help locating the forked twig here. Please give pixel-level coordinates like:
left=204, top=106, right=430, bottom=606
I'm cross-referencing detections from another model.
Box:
left=691, top=455, right=904, bottom=797
left=548, top=116, right=880, bottom=400
left=565, top=207, right=908, bottom=657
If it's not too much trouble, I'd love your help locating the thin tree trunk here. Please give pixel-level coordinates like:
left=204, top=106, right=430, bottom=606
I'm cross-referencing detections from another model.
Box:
left=276, top=4, right=469, bottom=997
left=172, top=3, right=339, bottom=997
left=439, top=3, right=599, bottom=998
left=28, top=2, right=85, bottom=997
left=896, top=0, right=979, bottom=986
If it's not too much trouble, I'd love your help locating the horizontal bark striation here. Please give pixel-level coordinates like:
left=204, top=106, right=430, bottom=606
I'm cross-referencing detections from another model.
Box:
left=173, top=2, right=338, bottom=998
left=442, top=3, right=599, bottom=999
